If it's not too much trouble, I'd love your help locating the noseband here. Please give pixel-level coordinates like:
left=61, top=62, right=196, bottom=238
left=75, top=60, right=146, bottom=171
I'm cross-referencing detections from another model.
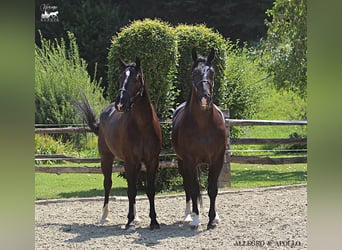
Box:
left=193, top=79, right=214, bottom=95
left=118, top=74, right=144, bottom=109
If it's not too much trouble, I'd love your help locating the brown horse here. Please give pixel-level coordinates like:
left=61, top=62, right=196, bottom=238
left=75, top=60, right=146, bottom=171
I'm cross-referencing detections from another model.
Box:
left=75, top=57, right=162, bottom=230
left=172, top=48, right=227, bottom=229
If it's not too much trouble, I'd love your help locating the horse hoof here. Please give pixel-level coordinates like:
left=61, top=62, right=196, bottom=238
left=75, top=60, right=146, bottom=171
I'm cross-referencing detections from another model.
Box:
left=184, top=214, right=193, bottom=223
left=149, top=222, right=160, bottom=230
left=125, top=224, right=136, bottom=231
left=207, top=222, right=218, bottom=230
left=99, top=218, right=110, bottom=225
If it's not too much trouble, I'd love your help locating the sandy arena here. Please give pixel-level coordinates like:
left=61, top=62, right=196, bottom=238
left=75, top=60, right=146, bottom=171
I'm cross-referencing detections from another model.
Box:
left=35, top=184, right=307, bottom=249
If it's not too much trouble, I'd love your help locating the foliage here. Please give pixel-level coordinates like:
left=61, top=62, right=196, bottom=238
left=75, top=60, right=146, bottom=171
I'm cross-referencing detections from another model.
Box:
left=35, top=31, right=107, bottom=126
left=254, top=85, right=307, bottom=121
left=35, top=0, right=128, bottom=91
left=174, top=24, right=228, bottom=106
left=35, top=134, right=74, bottom=164
left=107, top=18, right=178, bottom=120
left=261, top=0, right=307, bottom=98
left=220, top=43, right=270, bottom=136
left=35, top=134, right=73, bottom=155
left=35, top=0, right=274, bottom=93
left=237, top=85, right=307, bottom=152
left=119, top=168, right=183, bottom=193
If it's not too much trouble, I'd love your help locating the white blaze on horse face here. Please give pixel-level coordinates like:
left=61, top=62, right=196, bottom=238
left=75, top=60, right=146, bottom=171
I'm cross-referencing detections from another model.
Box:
left=202, top=65, right=210, bottom=80
left=117, top=69, right=131, bottom=111
left=122, top=70, right=130, bottom=91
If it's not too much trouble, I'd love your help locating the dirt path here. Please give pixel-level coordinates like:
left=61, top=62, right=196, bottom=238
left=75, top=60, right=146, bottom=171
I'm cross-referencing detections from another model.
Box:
left=35, top=185, right=307, bottom=249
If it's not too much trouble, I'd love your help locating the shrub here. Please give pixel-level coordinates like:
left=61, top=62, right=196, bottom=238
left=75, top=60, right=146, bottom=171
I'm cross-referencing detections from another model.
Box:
left=107, top=18, right=178, bottom=120
left=35, top=31, right=107, bottom=126
left=221, top=44, right=268, bottom=120
left=35, top=134, right=74, bottom=164
left=261, top=0, right=307, bottom=98
left=174, top=24, right=228, bottom=106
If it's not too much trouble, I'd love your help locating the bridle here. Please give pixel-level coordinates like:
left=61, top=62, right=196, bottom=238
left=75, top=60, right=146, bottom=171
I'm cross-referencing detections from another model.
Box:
left=118, top=71, right=145, bottom=109
left=192, top=65, right=214, bottom=94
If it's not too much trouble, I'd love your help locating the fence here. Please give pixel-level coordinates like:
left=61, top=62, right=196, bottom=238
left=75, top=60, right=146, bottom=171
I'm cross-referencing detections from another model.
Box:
left=35, top=114, right=307, bottom=187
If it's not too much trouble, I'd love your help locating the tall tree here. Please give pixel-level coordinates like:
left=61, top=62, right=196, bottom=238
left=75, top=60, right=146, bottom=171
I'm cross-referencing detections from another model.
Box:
left=262, top=0, right=307, bottom=98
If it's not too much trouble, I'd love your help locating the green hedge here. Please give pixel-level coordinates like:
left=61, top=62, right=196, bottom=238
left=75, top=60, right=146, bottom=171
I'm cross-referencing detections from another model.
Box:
left=174, top=24, right=228, bottom=106
left=107, top=18, right=178, bottom=120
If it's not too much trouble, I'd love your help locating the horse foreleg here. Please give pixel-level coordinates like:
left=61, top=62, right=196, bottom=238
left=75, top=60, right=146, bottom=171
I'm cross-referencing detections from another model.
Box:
left=179, top=159, right=192, bottom=223
left=207, top=162, right=223, bottom=229
left=125, top=165, right=138, bottom=230
left=99, top=153, right=114, bottom=224
left=146, top=159, right=160, bottom=230
left=188, top=164, right=201, bottom=229
left=184, top=193, right=192, bottom=222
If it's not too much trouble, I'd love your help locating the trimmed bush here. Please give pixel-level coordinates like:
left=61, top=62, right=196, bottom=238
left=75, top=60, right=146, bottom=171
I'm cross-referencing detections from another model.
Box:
left=107, top=18, right=178, bottom=120
left=174, top=24, right=228, bottom=106
left=35, top=31, right=106, bottom=126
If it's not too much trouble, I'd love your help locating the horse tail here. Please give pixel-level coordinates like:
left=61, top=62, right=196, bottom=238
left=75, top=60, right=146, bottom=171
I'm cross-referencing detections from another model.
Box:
left=73, top=90, right=99, bottom=136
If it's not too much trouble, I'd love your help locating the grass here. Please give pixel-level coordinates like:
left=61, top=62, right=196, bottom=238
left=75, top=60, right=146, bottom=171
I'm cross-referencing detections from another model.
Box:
left=35, top=172, right=127, bottom=200
left=230, top=163, right=307, bottom=188
left=35, top=163, right=307, bottom=200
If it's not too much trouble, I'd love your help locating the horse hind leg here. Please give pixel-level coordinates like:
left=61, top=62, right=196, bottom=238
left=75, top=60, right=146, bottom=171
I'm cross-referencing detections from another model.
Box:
left=99, top=152, right=114, bottom=224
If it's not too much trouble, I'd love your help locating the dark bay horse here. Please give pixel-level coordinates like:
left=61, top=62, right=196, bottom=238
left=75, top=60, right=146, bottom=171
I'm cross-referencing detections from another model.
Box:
left=172, top=48, right=227, bottom=229
left=75, top=57, right=162, bottom=230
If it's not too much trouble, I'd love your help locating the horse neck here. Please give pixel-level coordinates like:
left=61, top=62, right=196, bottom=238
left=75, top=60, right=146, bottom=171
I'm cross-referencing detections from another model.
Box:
left=131, top=90, right=154, bottom=125
left=188, top=88, right=214, bottom=125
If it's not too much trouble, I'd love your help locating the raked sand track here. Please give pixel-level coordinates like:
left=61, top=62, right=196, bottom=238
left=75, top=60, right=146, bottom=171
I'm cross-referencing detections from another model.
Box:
left=35, top=184, right=307, bottom=249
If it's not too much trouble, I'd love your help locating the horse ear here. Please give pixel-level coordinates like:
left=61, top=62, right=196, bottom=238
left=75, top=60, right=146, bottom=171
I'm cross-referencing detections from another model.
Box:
left=207, top=48, right=215, bottom=64
left=119, top=58, right=127, bottom=69
left=192, top=48, right=198, bottom=61
left=135, top=57, right=141, bottom=70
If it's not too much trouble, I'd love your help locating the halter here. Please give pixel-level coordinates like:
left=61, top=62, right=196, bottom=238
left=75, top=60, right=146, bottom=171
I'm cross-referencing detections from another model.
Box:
left=192, top=79, right=214, bottom=95
left=192, top=64, right=214, bottom=89
left=118, top=73, right=145, bottom=109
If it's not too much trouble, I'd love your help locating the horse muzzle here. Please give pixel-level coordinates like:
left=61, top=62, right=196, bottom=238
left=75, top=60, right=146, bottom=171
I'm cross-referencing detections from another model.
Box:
left=199, top=96, right=211, bottom=111
left=115, top=99, right=131, bottom=112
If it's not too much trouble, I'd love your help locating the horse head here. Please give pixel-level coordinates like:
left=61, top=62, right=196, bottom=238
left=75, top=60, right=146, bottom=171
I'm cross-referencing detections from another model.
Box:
left=115, top=57, right=145, bottom=112
left=191, top=48, right=215, bottom=111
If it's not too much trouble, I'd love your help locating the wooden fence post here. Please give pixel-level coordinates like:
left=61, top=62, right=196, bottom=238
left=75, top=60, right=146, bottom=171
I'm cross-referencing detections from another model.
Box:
left=218, top=109, right=231, bottom=188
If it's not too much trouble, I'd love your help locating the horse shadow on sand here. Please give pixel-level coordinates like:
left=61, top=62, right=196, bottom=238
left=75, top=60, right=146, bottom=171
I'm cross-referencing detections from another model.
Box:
left=60, top=221, right=201, bottom=246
